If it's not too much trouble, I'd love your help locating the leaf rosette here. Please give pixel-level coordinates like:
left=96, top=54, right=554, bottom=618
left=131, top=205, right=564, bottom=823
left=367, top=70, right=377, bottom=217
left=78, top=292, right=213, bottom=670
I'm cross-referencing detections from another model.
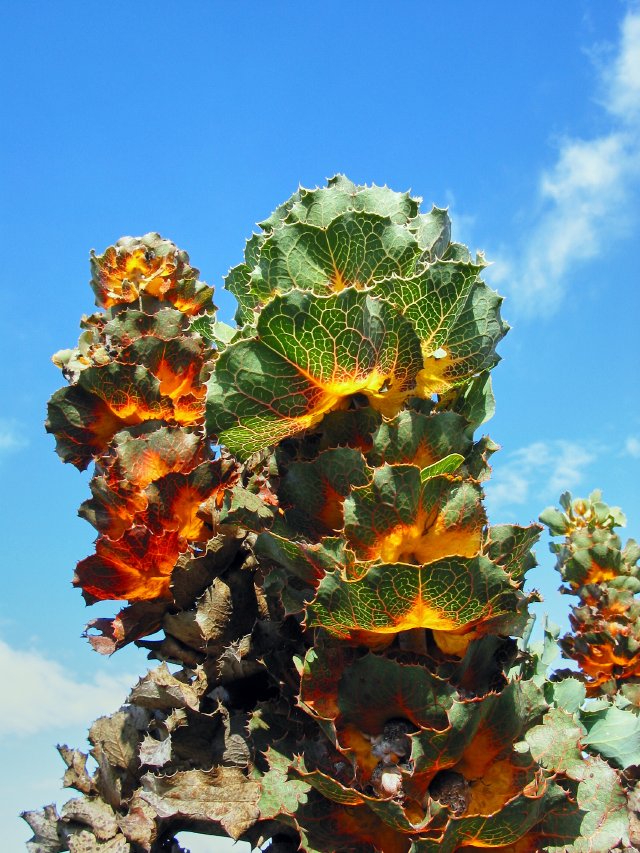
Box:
left=541, top=491, right=640, bottom=695
left=257, top=413, right=540, bottom=652
left=207, top=177, right=507, bottom=458
left=254, top=646, right=578, bottom=852
left=90, top=232, right=214, bottom=313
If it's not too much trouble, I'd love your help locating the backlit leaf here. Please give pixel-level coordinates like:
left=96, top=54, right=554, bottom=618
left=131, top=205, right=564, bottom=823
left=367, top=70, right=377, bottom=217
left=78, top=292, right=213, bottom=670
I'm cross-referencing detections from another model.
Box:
left=306, top=555, right=520, bottom=641
left=207, top=288, right=423, bottom=458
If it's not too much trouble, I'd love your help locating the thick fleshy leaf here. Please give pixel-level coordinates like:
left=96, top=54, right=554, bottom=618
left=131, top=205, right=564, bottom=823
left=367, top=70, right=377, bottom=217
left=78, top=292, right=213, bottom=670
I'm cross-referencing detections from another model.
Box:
left=259, top=748, right=312, bottom=820
left=300, top=648, right=453, bottom=743
left=294, top=790, right=412, bottom=853
left=75, top=527, right=184, bottom=602
left=411, top=206, right=451, bottom=261
left=485, top=525, right=541, bottom=582
left=525, top=707, right=586, bottom=776
left=103, top=308, right=190, bottom=346
left=279, top=448, right=370, bottom=538
left=547, top=678, right=587, bottom=714
left=119, top=335, right=210, bottom=424
left=306, top=555, right=520, bottom=642
left=310, top=406, right=382, bottom=454
left=190, top=315, right=238, bottom=349
left=256, top=527, right=352, bottom=617
left=144, top=461, right=237, bottom=540
left=230, top=178, right=456, bottom=328
left=108, top=426, right=206, bottom=489
left=366, top=410, right=471, bottom=468
left=232, top=211, right=421, bottom=317
left=581, top=704, right=640, bottom=768
left=411, top=781, right=565, bottom=853
left=46, top=365, right=171, bottom=469
left=443, top=370, right=496, bottom=430
left=411, top=680, right=547, bottom=801
left=77, top=458, right=237, bottom=603
left=207, top=288, right=423, bottom=457
left=372, top=259, right=507, bottom=399
left=80, top=472, right=149, bottom=540
left=419, top=454, right=464, bottom=482
left=90, top=233, right=214, bottom=314
left=373, top=259, right=482, bottom=354
left=417, top=281, right=507, bottom=396
left=539, top=756, right=629, bottom=853
left=343, top=465, right=484, bottom=565
left=263, top=176, right=420, bottom=230
left=219, top=485, right=277, bottom=530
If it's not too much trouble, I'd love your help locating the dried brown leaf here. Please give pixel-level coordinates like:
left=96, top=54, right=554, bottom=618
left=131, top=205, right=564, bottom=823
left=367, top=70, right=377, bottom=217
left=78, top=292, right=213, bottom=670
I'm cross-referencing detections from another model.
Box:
left=139, top=767, right=260, bottom=840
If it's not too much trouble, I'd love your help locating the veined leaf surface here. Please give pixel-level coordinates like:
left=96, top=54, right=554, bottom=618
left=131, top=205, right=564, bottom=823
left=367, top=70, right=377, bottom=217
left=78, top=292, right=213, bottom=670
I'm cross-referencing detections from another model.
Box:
left=207, top=288, right=423, bottom=458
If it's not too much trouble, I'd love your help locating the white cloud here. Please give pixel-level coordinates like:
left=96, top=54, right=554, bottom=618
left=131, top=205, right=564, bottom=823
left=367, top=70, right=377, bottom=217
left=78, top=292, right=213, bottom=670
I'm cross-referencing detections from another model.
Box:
left=625, top=436, right=640, bottom=458
left=0, top=638, right=134, bottom=737
left=546, top=441, right=596, bottom=493
left=0, top=419, right=28, bottom=453
left=603, top=10, right=640, bottom=120
left=486, top=439, right=595, bottom=514
left=491, top=9, right=640, bottom=315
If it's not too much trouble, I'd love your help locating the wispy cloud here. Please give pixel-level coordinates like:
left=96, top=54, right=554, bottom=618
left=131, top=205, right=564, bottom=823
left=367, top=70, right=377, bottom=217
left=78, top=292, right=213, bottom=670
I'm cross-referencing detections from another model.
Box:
left=625, top=435, right=640, bottom=458
left=490, top=9, right=640, bottom=315
left=0, top=419, right=28, bottom=454
left=486, top=439, right=596, bottom=514
left=0, top=638, right=134, bottom=737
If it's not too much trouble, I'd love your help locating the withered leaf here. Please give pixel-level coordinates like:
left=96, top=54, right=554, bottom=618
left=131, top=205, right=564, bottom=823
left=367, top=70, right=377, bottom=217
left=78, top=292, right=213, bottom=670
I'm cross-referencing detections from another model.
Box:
left=139, top=767, right=260, bottom=840
left=90, top=708, right=149, bottom=774
left=59, top=827, right=130, bottom=852
left=60, top=798, right=119, bottom=842
left=128, top=663, right=201, bottom=711
left=139, top=733, right=173, bottom=768
left=58, top=745, right=94, bottom=795
left=21, top=804, right=65, bottom=853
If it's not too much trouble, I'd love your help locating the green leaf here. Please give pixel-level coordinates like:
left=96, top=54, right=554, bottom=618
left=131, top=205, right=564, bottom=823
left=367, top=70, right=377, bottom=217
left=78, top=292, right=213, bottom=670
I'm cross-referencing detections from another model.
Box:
left=279, top=448, right=370, bottom=539
left=548, top=678, right=587, bottom=714
left=219, top=485, right=276, bottom=530
left=410, top=206, right=451, bottom=260
left=541, top=756, right=629, bottom=853
left=485, top=524, right=541, bottom=582
left=420, top=453, right=464, bottom=482
left=342, top=463, right=484, bottom=566
left=373, top=259, right=484, bottom=355
left=306, top=555, right=519, bottom=639
left=271, top=175, right=421, bottom=229
left=418, top=281, right=507, bottom=396
left=411, top=782, right=566, bottom=853
left=191, top=314, right=237, bottom=348
left=582, top=704, right=640, bottom=768
left=525, top=707, right=585, bottom=775
left=448, top=370, right=496, bottom=429
left=258, top=748, right=311, bottom=820
left=300, top=648, right=453, bottom=735
left=539, top=506, right=569, bottom=536
left=367, top=409, right=471, bottom=468
left=256, top=212, right=420, bottom=296
left=207, top=288, right=424, bottom=458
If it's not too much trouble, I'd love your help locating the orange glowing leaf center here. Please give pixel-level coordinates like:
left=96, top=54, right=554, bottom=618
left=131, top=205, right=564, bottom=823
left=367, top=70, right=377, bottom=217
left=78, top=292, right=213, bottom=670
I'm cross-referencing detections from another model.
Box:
left=375, top=507, right=482, bottom=566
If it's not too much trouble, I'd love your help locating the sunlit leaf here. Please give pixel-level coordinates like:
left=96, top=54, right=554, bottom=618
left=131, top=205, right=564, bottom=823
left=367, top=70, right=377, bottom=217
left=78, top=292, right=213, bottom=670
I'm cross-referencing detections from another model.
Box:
left=207, top=288, right=423, bottom=458
left=306, top=554, right=520, bottom=641
left=343, top=465, right=484, bottom=565
left=90, top=233, right=214, bottom=314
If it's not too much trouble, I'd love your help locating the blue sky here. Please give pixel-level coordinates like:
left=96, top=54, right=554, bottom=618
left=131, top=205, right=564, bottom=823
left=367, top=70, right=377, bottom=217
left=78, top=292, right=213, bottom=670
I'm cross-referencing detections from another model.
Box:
left=1, top=2, right=639, bottom=849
